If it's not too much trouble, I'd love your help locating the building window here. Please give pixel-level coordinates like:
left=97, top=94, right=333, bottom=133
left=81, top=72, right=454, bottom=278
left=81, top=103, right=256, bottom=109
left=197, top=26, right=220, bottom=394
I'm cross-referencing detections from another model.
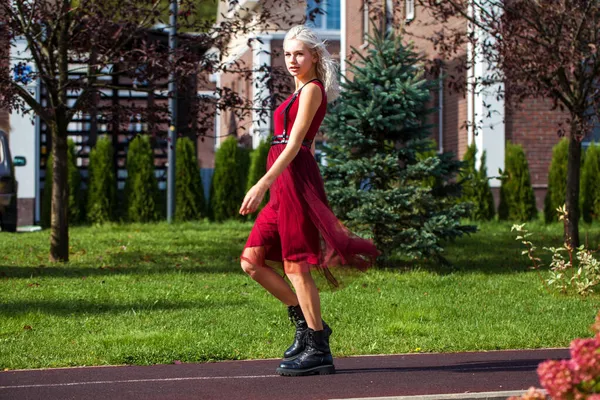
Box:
left=306, top=0, right=341, bottom=31
left=583, top=110, right=600, bottom=148
left=386, top=0, right=394, bottom=31
left=405, top=0, right=415, bottom=22
left=362, top=1, right=369, bottom=43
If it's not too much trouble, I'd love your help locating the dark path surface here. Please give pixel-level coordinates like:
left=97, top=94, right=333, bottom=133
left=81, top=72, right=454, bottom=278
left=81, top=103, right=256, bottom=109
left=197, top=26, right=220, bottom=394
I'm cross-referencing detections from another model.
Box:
left=0, top=349, right=568, bottom=400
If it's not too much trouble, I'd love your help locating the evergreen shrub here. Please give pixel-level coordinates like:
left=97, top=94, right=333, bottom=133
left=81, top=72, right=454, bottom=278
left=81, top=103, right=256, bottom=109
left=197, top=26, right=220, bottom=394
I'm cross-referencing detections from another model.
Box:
left=498, top=142, right=537, bottom=221
left=544, top=138, right=569, bottom=223
left=246, top=138, right=270, bottom=217
left=321, top=27, right=474, bottom=260
left=460, top=143, right=495, bottom=221
left=87, top=136, right=116, bottom=224
left=581, top=143, right=600, bottom=223
left=124, top=135, right=159, bottom=222
left=210, top=137, right=250, bottom=221
left=175, top=137, right=206, bottom=221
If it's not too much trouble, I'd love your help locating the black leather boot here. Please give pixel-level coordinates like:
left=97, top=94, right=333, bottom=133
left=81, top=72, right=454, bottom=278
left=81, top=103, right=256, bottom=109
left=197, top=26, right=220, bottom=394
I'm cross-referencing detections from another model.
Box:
left=276, top=328, right=335, bottom=376
left=283, top=305, right=332, bottom=361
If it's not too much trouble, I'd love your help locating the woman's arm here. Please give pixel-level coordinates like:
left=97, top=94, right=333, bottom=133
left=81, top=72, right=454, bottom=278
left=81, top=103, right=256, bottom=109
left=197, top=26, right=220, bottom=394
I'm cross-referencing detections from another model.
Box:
left=239, top=84, right=323, bottom=215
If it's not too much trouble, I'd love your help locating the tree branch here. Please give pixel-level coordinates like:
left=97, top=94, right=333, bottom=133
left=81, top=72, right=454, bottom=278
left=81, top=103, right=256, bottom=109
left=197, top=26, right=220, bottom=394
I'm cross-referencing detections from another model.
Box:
left=10, top=81, right=51, bottom=122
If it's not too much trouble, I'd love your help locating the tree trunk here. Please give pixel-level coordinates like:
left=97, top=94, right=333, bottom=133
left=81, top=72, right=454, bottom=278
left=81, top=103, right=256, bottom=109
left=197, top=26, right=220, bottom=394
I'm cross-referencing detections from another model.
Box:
left=565, top=121, right=582, bottom=249
left=50, top=6, right=71, bottom=262
left=50, top=123, right=69, bottom=262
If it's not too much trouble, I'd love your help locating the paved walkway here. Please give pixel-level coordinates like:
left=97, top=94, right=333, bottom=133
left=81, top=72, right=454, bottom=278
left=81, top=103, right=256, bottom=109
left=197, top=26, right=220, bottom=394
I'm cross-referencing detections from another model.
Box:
left=0, top=349, right=567, bottom=400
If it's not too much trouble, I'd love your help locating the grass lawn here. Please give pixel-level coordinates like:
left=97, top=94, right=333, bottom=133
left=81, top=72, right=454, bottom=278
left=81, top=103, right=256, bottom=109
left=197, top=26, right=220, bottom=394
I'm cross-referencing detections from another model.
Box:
left=1, top=219, right=599, bottom=370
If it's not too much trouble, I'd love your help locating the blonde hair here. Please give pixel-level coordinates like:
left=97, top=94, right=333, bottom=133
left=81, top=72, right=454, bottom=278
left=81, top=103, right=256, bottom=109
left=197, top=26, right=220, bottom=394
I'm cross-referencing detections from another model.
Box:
left=284, top=25, right=340, bottom=102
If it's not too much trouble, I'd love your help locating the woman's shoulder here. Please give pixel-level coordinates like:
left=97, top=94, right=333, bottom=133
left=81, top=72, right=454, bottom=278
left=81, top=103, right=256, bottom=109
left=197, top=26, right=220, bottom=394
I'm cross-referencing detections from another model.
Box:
left=300, top=82, right=324, bottom=102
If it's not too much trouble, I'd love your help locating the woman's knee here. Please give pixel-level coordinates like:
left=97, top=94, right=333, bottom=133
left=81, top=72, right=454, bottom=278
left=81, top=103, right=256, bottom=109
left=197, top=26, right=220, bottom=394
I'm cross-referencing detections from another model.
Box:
left=241, top=259, right=259, bottom=279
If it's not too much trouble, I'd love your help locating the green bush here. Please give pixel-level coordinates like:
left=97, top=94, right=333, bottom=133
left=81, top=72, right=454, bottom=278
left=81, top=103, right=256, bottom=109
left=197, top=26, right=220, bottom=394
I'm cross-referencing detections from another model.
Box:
left=42, top=139, right=82, bottom=228
left=209, top=137, right=250, bottom=221
left=581, top=143, right=600, bottom=223
left=321, top=27, right=474, bottom=260
left=124, top=135, right=159, bottom=222
left=245, top=138, right=270, bottom=217
left=175, top=137, right=206, bottom=221
left=498, top=142, right=538, bottom=221
left=87, top=137, right=116, bottom=224
left=460, top=143, right=495, bottom=221
left=544, top=138, right=569, bottom=223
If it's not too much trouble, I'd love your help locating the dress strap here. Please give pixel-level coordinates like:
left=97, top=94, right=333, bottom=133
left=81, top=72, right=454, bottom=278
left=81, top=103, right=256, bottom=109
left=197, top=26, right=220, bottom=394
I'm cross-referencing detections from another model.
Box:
left=272, top=78, right=322, bottom=147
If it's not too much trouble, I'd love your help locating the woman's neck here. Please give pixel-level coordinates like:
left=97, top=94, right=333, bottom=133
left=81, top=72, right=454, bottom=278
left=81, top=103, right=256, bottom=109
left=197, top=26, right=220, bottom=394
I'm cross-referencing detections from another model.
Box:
left=294, top=74, right=318, bottom=92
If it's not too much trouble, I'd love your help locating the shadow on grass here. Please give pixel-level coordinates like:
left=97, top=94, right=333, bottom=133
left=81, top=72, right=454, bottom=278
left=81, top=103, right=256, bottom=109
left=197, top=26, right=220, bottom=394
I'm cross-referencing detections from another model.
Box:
left=388, top=228, right=569, bottom=275
left=0, top=298, right=247, bottom=316
left=0, top=249, right=245, bottom=278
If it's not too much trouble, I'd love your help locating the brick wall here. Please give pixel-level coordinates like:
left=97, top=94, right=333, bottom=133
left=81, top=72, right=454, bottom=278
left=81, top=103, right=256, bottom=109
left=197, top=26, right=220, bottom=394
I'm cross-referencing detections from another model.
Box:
left=505, top=97, right=569, bottom=208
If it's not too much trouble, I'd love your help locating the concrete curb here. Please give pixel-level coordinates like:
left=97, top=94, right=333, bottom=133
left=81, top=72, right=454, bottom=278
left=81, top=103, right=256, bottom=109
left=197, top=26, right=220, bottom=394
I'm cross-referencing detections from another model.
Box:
left=330, top=389, right=548, bottom=400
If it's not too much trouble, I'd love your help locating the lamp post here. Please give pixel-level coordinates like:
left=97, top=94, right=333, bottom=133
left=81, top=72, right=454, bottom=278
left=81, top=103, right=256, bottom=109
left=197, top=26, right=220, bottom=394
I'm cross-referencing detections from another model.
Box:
left=167, top=0, right=178, bottom=223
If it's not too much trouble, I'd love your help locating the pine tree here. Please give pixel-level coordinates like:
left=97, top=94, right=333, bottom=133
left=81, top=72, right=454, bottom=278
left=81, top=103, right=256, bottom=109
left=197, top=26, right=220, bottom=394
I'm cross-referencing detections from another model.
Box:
left=210, top=137, right=250, bottom=221
left=87, top=136, right=116, bottom=224
left=322, top=27, right=475, bottom=260
left=498, top=142, right=538, bottom=221
left=246, top=138, right=270, bottom=218
left=581, top=143, right=600, bottom=223
left=544, top=138, right=569, bottom=223
left=124, top=135, right=159, bottom=222
left=175, top=137, right=206, bottom=221
left=460, top=144, right=495, bottom=221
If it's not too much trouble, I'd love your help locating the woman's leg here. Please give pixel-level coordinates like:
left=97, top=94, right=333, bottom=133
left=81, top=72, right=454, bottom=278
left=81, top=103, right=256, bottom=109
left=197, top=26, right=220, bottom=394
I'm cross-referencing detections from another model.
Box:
left=285, top=267, right=324, bottom=331
left=241, top=250, right=298, bottom=306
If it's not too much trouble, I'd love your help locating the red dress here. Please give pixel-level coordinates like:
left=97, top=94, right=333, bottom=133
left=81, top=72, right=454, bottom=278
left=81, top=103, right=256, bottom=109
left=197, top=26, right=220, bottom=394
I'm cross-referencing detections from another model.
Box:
left=241, top=80, right=379, bottom=289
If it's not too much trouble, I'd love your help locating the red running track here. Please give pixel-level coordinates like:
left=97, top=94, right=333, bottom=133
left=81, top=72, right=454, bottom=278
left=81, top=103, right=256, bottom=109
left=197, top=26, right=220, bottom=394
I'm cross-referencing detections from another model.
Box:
left=0, top=349, right=568, bottom=400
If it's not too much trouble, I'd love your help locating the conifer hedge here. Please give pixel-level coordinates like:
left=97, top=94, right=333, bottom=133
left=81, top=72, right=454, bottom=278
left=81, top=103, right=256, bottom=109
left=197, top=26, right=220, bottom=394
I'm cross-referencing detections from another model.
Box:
left=124, top=135, right=159, bottom=222
left=498, top=142, right=537, bottom=221
left=460, top=144, right=495, bottom=221
left=581, top=143, right=600, bottom=223
left=175, top=137, right=206, bottom=221
left=544, top=138, right=569, bottom=223
left=210, top=137, right=250, bottom=221
left=87, top=136, right=116, bottom=224
left=245, top=138, right=270, bottom=217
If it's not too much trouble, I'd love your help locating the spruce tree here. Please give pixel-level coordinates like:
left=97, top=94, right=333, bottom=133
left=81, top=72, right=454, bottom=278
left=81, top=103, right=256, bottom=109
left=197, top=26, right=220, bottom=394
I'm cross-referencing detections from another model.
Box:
left=498, top=142, right=538, bottom=221
left=87, top=136, right=116, bottom=224
left=124, top=135, right=159, bottom=222
left=460, top=144, right=495, bottom=221
left=175, top=137, right=206, bottom=221
left=544, top=138, right=569, bottom=223
left=322, top=27, right=474, bottom=260
left=581, top=143, right=600, bottom=223
left=210, top=137, right=250, bottom=221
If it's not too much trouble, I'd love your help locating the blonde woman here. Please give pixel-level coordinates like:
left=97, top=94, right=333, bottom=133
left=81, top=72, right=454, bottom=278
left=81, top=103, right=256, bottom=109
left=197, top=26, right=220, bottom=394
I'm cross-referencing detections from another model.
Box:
left=239, top=25, right=379, bottom=376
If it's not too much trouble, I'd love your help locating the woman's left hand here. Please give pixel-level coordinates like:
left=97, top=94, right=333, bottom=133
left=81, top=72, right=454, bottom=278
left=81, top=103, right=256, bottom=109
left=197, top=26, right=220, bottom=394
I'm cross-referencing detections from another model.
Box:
left=239, top=182, right=268, bottom=215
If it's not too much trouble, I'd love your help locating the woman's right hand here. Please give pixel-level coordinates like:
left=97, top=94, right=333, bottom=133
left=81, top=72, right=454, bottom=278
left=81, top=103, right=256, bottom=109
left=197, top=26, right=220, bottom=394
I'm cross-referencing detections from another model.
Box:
left=239, top=182, right=268, bottom=215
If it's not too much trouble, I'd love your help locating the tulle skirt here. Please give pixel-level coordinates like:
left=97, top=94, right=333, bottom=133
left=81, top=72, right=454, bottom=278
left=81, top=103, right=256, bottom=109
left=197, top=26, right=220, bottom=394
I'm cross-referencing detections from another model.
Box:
left=241, top=144, right=380, bottom=289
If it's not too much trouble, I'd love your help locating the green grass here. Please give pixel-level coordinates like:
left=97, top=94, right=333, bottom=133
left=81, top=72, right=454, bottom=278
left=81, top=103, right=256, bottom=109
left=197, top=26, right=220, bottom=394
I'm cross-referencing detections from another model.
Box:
left=1, top=220, right=599, bottom=370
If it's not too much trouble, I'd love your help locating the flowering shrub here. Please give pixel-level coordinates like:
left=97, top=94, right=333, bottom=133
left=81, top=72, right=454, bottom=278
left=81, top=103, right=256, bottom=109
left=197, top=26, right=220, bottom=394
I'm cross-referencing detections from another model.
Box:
left=512, top=205, right=600, bottom=295
left=508, top=311, right=600, bottom=400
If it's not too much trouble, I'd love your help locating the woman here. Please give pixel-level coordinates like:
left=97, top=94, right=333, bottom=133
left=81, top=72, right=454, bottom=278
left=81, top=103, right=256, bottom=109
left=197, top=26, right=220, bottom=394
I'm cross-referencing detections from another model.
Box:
left=239, top=25, right=379, bottom=377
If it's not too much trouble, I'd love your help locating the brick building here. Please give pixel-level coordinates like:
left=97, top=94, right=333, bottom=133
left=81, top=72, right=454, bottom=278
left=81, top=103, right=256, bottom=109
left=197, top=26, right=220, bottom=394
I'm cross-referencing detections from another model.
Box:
left=215, top=0, right=600, bottom=208
left=6, top=1, right=598, bottom=226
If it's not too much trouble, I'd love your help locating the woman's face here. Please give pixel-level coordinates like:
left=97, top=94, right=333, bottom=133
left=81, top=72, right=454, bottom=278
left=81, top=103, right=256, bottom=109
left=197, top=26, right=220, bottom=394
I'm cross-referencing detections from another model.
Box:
left=284, top=39, right=317, bottom=79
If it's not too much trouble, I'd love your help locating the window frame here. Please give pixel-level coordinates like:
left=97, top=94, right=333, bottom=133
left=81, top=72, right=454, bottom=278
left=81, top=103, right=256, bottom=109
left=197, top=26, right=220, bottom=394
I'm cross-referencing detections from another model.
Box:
left=405, top=0, right=415, bottom=22
left=306, top=0, right=341, bottom=31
